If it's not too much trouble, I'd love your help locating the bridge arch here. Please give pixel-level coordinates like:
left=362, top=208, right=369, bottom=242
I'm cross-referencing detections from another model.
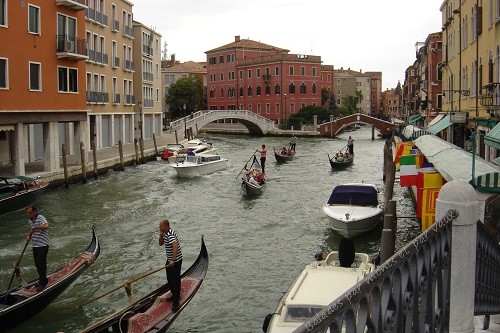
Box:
left=169, top=110, right=277, bottom=137
left=317, top=114, right=396, bottom=138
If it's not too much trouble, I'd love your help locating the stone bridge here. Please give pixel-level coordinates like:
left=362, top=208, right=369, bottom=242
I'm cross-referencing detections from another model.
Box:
left=169, top=110, right=277, bottom=137
left=318, top=113, right=396, bottom=138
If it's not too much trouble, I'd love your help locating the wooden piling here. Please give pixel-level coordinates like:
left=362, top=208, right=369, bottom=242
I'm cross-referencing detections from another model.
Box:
left=175, top=130, right=178, bottom=144
left=62, top=144, right=69, bottom=188
left=153, top=133, right=159, bottom=157
left=380, top=228, right=394, bottom=264
left=80, top=142, right=87, bottom=184
left=134, top=138, right=140, bottom=165
left=92, top=139, right=98, bottom=179
left=139, top=138, right=145, bottom=164
left=118, top=140, right=124, bottom=171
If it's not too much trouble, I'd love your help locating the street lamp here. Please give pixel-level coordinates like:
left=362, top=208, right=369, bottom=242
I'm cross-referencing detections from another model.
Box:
left=138, top=100, right=143, bottom=141
left=284, top=93, right=287, bottom=130
left=183, top=103, right=187, bottom=138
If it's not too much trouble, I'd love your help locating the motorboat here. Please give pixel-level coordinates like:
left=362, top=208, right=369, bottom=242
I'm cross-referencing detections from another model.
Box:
left=322, top=183, right=383, bottom=238
left=0, top=176, right=49, bottom=216
left=169, top=153, right=228, bottom=178
left=163, top=139, right=217, bottom=164
left=241, top=155, right=266, bottom=196
left=263, top=239, right=375, bottom=333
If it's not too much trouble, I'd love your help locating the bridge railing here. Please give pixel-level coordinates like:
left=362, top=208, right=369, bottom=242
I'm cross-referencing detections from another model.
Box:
left=169, top=109, right=276, bottom=132
left=292, top=209, right=458, bottom=333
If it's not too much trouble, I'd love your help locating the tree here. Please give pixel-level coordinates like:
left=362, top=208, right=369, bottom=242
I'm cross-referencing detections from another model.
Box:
left=165, top=77, right=204, bottom=119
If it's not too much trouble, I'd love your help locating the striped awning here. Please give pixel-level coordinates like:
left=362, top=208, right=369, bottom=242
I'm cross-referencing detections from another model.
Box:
left=409, top=114, right=424, bottom=123
left=402, top=125, right=428, bottom=140
left=484, top=122, right=500, bottom=150
left=472, top=172, right=500, bottom=194
left=427, top=115, right=452, bottom=135
left=427, top=114, right=445, bottom=127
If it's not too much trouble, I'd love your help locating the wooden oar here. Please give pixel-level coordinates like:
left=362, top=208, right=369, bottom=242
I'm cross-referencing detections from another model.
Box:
left=77, top=264, right=168, bottom=308
left=236, top=149, right=258, bottom=179
left=7, top=238, right=30, bottom=290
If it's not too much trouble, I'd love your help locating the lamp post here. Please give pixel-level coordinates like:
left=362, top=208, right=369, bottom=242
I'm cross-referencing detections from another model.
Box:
left=183, top=103, right=187, bottom=138
left=284, top=93, right=287, bottom=130
left=138, top=100, right=143, bottom=141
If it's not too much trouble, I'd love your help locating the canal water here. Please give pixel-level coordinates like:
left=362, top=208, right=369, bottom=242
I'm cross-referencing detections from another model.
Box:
left=0, top=126, right=419, bottom=333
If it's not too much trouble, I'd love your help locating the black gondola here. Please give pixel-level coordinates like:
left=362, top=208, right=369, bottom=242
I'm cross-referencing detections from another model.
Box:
left=0, top=226, right=100, bottom=331
left=274, top=147, right=295, bottom=163
left=241, top=156, right=266, bottom=196
left=0, top=176, right=49, bottom=216
left=328, top=153, right=354, bottom=170
left=80, top=237, right=209, bottom=333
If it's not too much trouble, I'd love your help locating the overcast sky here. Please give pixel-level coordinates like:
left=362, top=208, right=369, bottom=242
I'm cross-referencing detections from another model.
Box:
left=133, top=0, right=442, bottom=91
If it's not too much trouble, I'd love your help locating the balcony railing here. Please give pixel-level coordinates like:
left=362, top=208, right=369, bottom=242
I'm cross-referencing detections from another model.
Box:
left=124, top=60, right=134, bottom=72
left=87, top=50, right=108, bottom=65
left=112, top=19, right=120, bottom=32
left=142, top=44, right=153, bottom=56
left=125, top=94, right=135, bottom=105
left=56, top=0, right=87, bottom=11
left=86, top=91, right=109, bottom=103
left=112, top=57, right=120, bottom=68
left=480, top=83, right=500, bottom=108
left=56, top=35, right=88, bottom=60
left=123, top=24, right=133, bottom=38
left=113, top=93, right=120, bottom=104
left=143, top=72, right=153, bottom=82
left=85, top=7, right=108, bottom=25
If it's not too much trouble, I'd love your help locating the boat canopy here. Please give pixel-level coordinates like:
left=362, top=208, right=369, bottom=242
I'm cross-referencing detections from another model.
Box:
left=327, top=185, right=378, bottom=206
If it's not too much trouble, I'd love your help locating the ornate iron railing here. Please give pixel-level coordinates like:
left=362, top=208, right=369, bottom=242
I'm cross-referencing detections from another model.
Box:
left=292, top=209, right=458, bottom=333
left=475, top=221, right=500, bottom=315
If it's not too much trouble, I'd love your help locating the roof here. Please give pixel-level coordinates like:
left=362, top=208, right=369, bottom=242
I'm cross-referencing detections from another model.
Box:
left=414, top=135, right=500, bottom=193
left=427, top=115, right=452, bottom=135
left=162, top=61, right=207, bottom=74
left=205, top=38, right=288, bottom=54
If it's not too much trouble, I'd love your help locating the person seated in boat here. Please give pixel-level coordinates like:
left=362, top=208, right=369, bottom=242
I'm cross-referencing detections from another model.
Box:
left=248, top=175, right=259, bottom=185
left=186, top=148, right=195, bottom=157
left=280, top=147, right=287, bottom=155
left=338, top=238, right=355, bottom=268
left=254, top=171, right=265, bottom=185
left=287, top=148, right=293, bottom=155
left=335, top=154, right=344, bottom=162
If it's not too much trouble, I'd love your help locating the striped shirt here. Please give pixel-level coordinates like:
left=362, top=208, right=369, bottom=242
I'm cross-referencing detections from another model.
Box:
left=163, top=229, right=183, bottom=262
left=28, top=214, right=49, bottom=248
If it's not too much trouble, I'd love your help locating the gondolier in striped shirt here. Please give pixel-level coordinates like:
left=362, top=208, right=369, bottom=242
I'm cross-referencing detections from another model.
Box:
left=159, top=219, right=183, bottom=312
left=27, top=205, right=49, bottom=292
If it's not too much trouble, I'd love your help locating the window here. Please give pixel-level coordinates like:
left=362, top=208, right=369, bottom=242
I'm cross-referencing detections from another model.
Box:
left=266, top=103, right=270, bottom=114
left=275, top=66, right=279, bottom=76
left=300, top=83, right=306, bottom=94
left=312, top=67, right=316, bottom=76
left=28, top=5, right=40, bottom=34
left=57, top=14, right=77, bottom=51
left=256, top=85, right=261, bottom=96
left=312, top=82, right=317, bottom=94
left=219, top=55, right=224, bottom=64
left=257, top=68, right=260, bottom=77
left=248, top=69, right=252, bottom=79
left=239, top=70, right=243, bottom=79
left=58, top=66, right=78, bottom=92
left=247, top=86, right=252, bottom=96
left=289, top=66, right=294, bottom=75
left=0, top=58, right=7, bottom=89
left=239, top=86, right=243, bottom=97
left=301, top=66, right=305, bottom=75
left=275, top=83, right=280, bottom=94
left=289, top=83, right=295, bottom=94
left=265, top=85, right=270, bottom=95
left=0, top=0, right=7, bottom=26
left=220, top=72, right=224, bottom=81
left=29, top=62, right=41, bottom=91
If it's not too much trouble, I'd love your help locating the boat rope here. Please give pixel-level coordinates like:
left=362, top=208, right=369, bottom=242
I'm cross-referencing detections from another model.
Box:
left=119, top=311, right=135, bottom=333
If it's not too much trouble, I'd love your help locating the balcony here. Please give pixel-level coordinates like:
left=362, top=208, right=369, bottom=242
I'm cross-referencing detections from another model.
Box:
left=113, top=93, right=120, bottom=104
left=123, top=24, right=133, bottom=39
left=56, top=35, right=88, bottom=60
left=142, top=45, right=153, bottom=57
left=480, top=83, right=500, bottom=108
left=112, top=57, right=120, bottom=68
left=124, top=60, right=134, bottom=72
left=112, top=20, right=120, bottom=32
left=86, top=91, right=109, bottom=104
left=56, top=0, right=87, bottom=11
left=87, top=49, right=109, bottom=65
left=85, top=7, right=108, bottom=26
left=143, top=72, right=153, bottom=82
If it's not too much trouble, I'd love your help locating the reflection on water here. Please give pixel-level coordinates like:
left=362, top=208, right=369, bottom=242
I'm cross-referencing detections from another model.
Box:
left=0, top=127, right=419, bottom=333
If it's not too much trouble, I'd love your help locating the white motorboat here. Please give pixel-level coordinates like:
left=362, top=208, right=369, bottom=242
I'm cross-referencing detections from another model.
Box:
left=164, top=139, right=216, bottom=163
left=263, top=240, right=376, bottom=333
left=169, top=153, right=228, bottom=178
left=322, top=183, right=383, bottom=238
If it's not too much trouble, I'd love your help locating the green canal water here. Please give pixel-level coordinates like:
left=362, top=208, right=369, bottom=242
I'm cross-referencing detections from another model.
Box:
left=0, top=126, right=419, bottom=332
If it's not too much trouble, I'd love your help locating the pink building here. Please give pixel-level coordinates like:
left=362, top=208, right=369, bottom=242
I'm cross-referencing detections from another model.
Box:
left=205, top=36, right=323, bottom=124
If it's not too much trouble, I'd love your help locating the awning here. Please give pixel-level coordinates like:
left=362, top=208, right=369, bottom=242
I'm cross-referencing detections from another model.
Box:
left=402, top=125, right=428, bottom=140
left=0, top=125, right=14, bottom=132
left=409, top=114, right=424, bottom=123
left=427, top=114, right=445, bottom=127
left=485, top=122, right=500, bottom=150
left=427, top=115, right=452, bottom=135
left=473, top=172, right=500, bottom=194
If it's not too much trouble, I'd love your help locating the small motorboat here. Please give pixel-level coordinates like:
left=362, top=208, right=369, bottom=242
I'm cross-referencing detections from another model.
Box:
left=79, top=237, right=208, bottom=333
left=322, top=183, right=383, bottom=238
left=274, top=147, right=295, bottom=163
left=241, top=155, right=266, bottom=196
left=170, top=153, right=228, bottom=178
left=0, top=226, right=100, bottom=331
left=263, top=239, right=375, bottom=333
left=164, top=139, right=217, bottom=164
left=327, top=152, right=353, bottom=170
left=0, top=176, right=49, bottom=216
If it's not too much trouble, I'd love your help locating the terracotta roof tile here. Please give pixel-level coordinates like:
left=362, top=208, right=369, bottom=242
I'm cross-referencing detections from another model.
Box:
left=206, top=38, right=288, bottom=54
left=163, top=61, right=207, bottom=74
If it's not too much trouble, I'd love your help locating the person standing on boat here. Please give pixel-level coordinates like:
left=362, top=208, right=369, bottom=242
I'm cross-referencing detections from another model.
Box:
left=159, top=219, right=183, bottom=313
left=258, top=144, right=267, bottom=174
left=289, top=135, right=297, bottom=152
left=347, top=136, right=354, bottom=155
left=27, top=206, right=49, bottom=292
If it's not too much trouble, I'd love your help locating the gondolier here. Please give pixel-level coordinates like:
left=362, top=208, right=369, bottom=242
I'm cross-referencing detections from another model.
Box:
left=159, top=219, right=183, bottom=312
left=27, top=205, right=49, bottom=292
left=347, top=136, right=354, bottom=155
left=258, top=144, right=267, bottom=174
left=289, top=135, right=297, bottom=152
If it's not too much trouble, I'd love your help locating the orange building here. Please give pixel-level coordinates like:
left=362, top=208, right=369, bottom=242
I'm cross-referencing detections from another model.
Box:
left=0, top=0, right=88, bottom=174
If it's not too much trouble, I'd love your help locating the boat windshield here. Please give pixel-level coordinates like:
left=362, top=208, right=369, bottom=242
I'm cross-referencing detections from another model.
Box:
left=185, top=156, right=197, bottom=163
left=284, top=305, right=323, bottom=322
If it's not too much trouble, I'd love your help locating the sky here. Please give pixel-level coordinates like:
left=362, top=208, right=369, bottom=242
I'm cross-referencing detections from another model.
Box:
left=133, top=0, right=443, bottom=91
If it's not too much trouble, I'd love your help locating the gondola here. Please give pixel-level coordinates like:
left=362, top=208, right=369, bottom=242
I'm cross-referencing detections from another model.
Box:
left=328, top=153, right=354, bottom=170
left=80, top=237, right=209, bottom=333
left=241, top=155, right=266, bottom=196
left=274, top=147, right=295, bottom=163
left=0, top=226, right=100, bottom=331
left=0, top=176, right=49, bottom=216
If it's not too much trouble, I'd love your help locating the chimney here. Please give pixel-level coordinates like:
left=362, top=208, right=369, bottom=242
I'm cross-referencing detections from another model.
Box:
left=235, top=35, right=240, bottom=42
left=170, top=53, right=176, bottom=66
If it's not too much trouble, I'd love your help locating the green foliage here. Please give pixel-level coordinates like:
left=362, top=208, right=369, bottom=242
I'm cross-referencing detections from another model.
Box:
left=288, top=105, right=332, bottom=124
left=166, top=77, right=204, bottom=118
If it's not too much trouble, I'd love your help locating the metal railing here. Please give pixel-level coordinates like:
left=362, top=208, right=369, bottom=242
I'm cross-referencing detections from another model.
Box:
left=293, top=209, right=458, bottom=333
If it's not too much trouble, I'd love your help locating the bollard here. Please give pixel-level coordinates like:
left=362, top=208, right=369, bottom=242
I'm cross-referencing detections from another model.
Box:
left=152, top=134, right=159, bottom=157
left=80, top=142, right=87, bottom=184
left=92, top=140, right=98, bottom=179
left=134, top=138, right=140, bottom=165
left=118, top=140, right=124, bottom=171
left=379, top=228, right=394, bottom=264
left=62, top=144, right=69, bottom=188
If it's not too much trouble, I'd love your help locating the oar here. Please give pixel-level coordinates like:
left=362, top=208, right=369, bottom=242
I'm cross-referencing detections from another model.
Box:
left=236, top=149, right=258, bottom=179
left=7, top=237, right=30, bottom=290
left=77, top=264, right=168, bottom=308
